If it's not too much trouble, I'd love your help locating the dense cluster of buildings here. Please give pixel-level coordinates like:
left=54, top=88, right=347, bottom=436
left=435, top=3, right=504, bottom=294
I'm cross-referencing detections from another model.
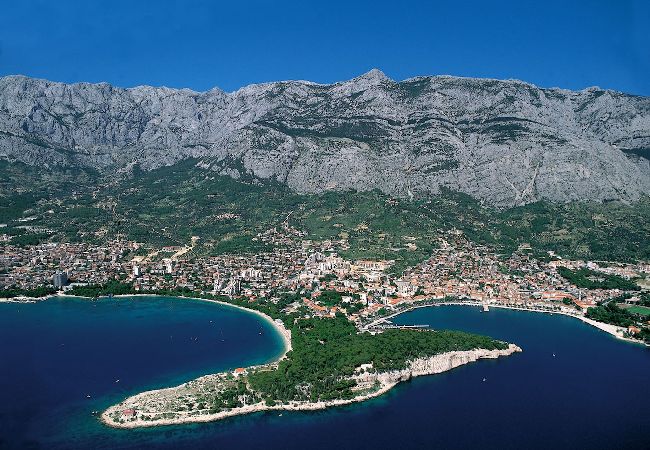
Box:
left=0, top=240, right=136, bottom=289
left=1, top=226, right=647, bottom=327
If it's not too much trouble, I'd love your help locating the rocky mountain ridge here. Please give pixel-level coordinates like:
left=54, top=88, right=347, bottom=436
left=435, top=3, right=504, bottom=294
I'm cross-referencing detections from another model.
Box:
left=1, top=70, right=649, bottom=207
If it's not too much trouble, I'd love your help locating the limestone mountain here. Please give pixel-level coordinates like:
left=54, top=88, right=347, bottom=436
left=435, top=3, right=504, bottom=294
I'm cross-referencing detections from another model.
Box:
left=1, top=69, right=649, bottom=207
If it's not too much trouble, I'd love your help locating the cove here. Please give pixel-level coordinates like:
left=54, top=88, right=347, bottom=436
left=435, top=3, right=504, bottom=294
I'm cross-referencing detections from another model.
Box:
left=0, top=296, right=285, bottom=449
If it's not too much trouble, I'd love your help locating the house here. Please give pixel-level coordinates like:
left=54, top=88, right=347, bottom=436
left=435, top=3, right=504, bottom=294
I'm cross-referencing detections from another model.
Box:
left=541, top=291, right=574, bottom=302
left=233, top=367, right=247, bottom=377
left=122, top=408, right=136, bottom=418
left=573, top=299, right=595, bottom=312
left=628, top=326, right=641, bottom=335
left=395, top=280, right=416, bottom=297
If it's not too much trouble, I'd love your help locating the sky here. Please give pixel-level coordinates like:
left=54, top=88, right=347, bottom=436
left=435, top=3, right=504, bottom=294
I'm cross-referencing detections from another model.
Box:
left=0, top=0, right=648, bottom=95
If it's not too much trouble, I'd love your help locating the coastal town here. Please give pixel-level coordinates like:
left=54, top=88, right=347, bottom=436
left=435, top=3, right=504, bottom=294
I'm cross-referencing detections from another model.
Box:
left=2, top=2, right=650, bottom=446
left=2, top=222, right=649, bottom=340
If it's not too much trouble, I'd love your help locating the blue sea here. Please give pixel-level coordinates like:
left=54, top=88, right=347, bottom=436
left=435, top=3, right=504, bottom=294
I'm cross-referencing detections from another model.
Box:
left=0, top=298, right=648, bottom=449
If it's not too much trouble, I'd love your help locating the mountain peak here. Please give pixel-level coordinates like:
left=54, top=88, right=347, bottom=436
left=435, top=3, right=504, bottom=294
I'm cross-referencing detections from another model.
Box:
left=352, top=68, right=391, bottom=84
left=363, top=68, right=388, bottom=78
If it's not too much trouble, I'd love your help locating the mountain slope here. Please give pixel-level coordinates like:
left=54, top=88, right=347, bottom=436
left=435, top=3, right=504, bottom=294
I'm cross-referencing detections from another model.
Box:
left=1, top=70, right=649, bottom=207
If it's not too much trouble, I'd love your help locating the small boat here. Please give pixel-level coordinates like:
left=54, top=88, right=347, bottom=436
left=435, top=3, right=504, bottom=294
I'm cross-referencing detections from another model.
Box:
left=115, top=379, right=120, bottom=383
left=278, top=414, right=283, bottom=417
left=86, top=394, right=91, bottom=399
left=482, top=378, right=486, bottom=382
left=552, top=353, right=556, bottom=357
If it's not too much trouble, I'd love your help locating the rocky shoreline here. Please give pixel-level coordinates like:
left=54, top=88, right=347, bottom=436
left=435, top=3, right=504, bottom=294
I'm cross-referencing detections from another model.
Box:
left=101, top=344, right=521, bottom=428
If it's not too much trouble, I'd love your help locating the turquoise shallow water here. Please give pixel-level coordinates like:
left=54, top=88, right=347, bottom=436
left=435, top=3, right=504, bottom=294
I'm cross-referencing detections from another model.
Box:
left=1, top=299, right=648, bottom=449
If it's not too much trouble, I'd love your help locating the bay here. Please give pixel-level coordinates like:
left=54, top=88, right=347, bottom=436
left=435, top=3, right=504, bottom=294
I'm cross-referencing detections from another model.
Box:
left=1, top=299, right=648, bottom=449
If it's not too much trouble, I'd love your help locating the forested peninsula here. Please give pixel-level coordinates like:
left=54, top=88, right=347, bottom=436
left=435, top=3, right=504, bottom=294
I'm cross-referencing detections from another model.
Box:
left=102, top=306, right=520, bottom=427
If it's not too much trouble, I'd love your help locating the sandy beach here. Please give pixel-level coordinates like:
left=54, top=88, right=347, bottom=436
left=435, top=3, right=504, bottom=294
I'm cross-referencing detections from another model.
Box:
left=160, top=295, right=293, bottom=357
left=486, top=304, right=646, bottom=346
left=372, top=301, right=647, bottom=346
left=3, top=293, right=643, bottom=348
left=1, top=292, right=293, bottom=355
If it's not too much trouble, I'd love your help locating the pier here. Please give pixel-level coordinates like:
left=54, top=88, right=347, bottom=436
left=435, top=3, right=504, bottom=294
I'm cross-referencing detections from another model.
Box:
left=377, top=324, right=430, bottom=330
left=365, top=320, right=430, bottom=331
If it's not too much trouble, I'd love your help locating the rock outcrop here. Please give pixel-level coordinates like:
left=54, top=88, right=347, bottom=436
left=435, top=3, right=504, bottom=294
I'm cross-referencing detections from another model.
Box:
left=102, top=343, right=521, bottom=428
left=1, top=71, right=649, bottom=207
left=376, top=343, right=522, bottom=383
